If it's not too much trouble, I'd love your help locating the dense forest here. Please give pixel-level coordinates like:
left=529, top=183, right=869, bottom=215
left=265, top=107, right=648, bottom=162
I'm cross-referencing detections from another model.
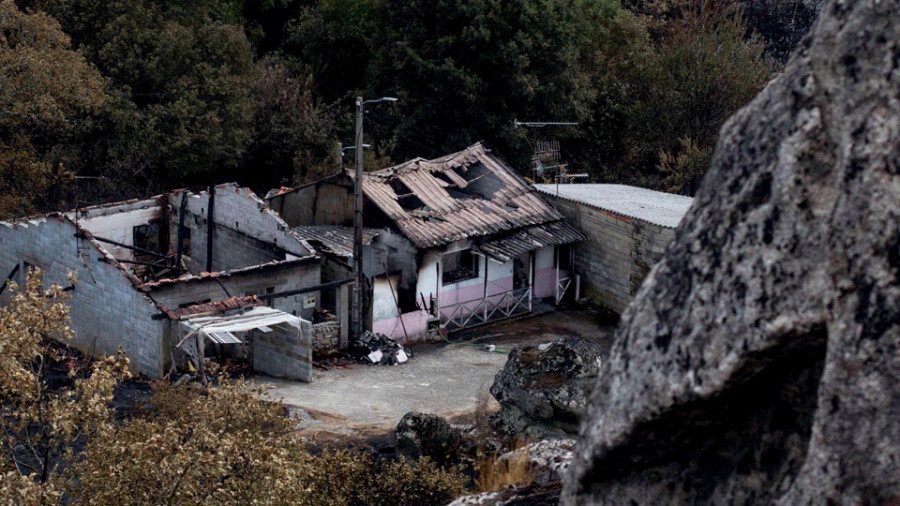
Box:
left=0, top=0, right=820, bottom=218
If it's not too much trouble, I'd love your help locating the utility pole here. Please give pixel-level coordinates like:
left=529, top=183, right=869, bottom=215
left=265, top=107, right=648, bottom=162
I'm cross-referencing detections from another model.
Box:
left=353, top=97, right=365, bottom=338
left=352, top=96, right=397, bottom=339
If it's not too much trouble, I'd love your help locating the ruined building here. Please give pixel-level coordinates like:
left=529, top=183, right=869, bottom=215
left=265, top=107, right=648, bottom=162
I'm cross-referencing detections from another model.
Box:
left=268, top=142, right=585, bottom=341
left=0, top=184, right=322, bottom=380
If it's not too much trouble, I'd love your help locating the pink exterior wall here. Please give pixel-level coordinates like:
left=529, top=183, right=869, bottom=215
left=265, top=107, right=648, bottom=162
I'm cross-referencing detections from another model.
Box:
left=372, top=309, right=431, bottom=343
left=439, top=276, right=513, bottom=318
left=533, top=267, right=566, bottom=299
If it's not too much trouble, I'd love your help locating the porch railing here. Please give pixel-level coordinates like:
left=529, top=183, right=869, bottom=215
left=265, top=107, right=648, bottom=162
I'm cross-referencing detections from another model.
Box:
left=556, top=275, right=572, bottom=305
left=440, top=287, right=533, bottom=332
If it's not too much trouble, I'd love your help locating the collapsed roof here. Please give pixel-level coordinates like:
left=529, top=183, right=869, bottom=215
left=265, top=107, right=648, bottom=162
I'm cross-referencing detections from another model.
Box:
left=358, top=143, right=583, bottom=256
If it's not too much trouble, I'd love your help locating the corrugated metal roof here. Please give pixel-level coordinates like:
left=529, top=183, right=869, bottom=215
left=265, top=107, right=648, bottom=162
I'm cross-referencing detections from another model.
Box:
left=292, top=226, right=383, bottom=258
left=180, top=307, right=302, bottom=345
left=163, top=296, right=262, bottom=320
left=534, top=184, right=694, bottom=229
left=476, top=221, right=585, bottom=263
left=359, top=143, right=564, bottom=248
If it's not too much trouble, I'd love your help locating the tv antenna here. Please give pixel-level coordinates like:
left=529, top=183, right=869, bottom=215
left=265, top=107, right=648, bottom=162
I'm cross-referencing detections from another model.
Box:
left=513, top=118, right=585, bottom=184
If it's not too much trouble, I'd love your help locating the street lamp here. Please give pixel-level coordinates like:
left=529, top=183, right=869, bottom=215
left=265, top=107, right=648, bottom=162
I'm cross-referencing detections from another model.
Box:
left=352, top=96, right=397, bottom=339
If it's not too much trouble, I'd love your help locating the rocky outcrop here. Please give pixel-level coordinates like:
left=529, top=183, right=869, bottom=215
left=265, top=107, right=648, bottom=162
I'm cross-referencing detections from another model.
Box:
left=446, top=483, right=562, bottom=506
left=564, top=1, right=900, bottom=504
left=490, top=337, right=603, bottom=439
left=395, top=412, right=466, bottom=467
left=501, top=439, right=575, bottom=486
left=447, top=439, right=574, bottom=506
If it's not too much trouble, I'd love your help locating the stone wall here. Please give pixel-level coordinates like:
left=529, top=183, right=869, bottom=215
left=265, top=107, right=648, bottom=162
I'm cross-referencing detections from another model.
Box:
left=311, top=321, right=340, bottom=355
left=252, top=319, right=313, bottom=382
left=0, top=217, right=165, bottom=377
left=542, top=196, right=676, bottom=313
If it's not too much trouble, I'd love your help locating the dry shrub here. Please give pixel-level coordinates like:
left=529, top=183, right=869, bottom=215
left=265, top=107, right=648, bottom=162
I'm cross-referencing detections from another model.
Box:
left=69, top=376, right=466, bottom=505
left=0, top=270, right=465, bottom=505
left=474, top=439, right=536, bottom=493
left=470, top=385, right=536, bottom=493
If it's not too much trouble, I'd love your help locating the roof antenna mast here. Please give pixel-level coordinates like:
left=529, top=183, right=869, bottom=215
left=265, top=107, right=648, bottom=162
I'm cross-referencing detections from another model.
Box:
left=513, top=118, right=585, bottom=199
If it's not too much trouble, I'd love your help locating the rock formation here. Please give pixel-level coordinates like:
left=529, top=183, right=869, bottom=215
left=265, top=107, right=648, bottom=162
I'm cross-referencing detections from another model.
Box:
left=491, top=337, right=603, bottom=439
left=395, top=412, right=466, bottom=467
left=564, top=1, right=900, bottom=504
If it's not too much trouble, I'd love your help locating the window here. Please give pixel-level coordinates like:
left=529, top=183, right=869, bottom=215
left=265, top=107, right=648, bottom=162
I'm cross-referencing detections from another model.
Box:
left=133, top=223, right=161, bottom=253
left=442, top=250, right=479, bottom=284
left=178, top=227, right=192, bottom=258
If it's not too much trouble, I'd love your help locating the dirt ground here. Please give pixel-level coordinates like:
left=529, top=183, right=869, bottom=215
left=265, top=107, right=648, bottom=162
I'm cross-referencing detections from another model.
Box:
left=253, top=308, right=616, bottom=443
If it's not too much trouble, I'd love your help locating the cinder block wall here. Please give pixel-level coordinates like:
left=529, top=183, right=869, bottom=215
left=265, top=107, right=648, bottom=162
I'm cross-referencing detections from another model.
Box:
left=169, top=184, right=310, bottom=274
left=543, top=197, right=676, bottom=314
left=253, top=319, right=313, bottom=382
left=0, top=218, right=165, bottom=377
left=147, top=260, right=321, bottom=321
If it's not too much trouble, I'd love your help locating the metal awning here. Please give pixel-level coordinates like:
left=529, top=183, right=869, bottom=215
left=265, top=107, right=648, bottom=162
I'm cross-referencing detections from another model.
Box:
left=179, top=306, right=302, bottom=345
left=475, top=220, right=585, bottom=263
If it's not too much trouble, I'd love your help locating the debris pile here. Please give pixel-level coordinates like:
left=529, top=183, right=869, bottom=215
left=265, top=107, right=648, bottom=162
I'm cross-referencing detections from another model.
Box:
left=349, top=331, right=411, bottom=365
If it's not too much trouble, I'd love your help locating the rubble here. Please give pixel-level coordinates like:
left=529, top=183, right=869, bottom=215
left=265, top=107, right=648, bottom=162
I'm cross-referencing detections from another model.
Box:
left=490, top=336, right=603, bottom=439
left=348, top=331, right=412, bottom=366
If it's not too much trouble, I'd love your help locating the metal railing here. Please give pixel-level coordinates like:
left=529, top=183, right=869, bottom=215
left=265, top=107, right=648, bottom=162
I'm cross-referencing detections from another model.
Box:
left=440, top=287, right=533, bottom=331
left=556, top=276, right=572, bottom=305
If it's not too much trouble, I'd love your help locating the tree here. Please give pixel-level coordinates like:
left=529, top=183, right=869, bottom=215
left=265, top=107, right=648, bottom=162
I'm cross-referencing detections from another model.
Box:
left=69, top=375, right=466, bottom=505
left=247, top=56, right=337, bottom=189
left=0, top=0, right=108, bottom=218
left=0, top=269, right=129, bottom=503
left=616, top=0, right=778, bottom=192
left=32, top=0, right=258, bottom=192
left=0, top=271, right=464, bottom=505
left=367, top=0, right=618, bottom=168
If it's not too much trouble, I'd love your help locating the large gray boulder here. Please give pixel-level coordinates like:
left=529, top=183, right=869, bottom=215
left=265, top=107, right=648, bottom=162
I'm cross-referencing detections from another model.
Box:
left=491, top=337, right=603, bottom=439
left=564, top=1, right=900, bottom=505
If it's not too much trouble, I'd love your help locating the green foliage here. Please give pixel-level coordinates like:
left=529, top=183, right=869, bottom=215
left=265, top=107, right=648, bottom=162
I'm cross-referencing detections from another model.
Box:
left=284, top=0, right=379, bottom=103
left=367, top=0, right=609, bottom=166
left=249, top=55, right=337, bottom=187
left=0, top=0, right=107, bottom=218
left=657, top=136, right=713, bottom=194
left=1, top=0, right=788, bottom=216
left=614, top=0, right=778, bottom=191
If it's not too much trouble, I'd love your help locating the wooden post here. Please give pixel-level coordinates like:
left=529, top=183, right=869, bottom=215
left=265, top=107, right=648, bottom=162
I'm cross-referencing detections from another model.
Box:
left=175, top=191, right=188, bottom=270
left=483, top=256, right=489, bottom=323
left=528, top=251, right=534, bottom=312
left=555, top=245, right=560, bottom=305
left=206, top=186, right=215, bottom=273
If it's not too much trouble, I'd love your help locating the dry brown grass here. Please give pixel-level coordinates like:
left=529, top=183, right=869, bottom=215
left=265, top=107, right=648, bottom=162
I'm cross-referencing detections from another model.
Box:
left=474, top=439, right=537, bottom=493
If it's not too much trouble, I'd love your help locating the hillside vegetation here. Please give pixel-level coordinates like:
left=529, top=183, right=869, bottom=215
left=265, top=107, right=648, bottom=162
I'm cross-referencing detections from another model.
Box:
left=1, top=0, right=815, bottom=218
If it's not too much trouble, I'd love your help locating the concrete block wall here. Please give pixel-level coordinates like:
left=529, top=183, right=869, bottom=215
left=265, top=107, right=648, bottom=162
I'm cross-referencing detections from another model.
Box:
left=267, top=181, right=354, bottom=229
left=147, top=260, right=322, bottom=321
left=203, top=224, right=284, bottom=273
left=168, top=184, right=311, bottom=274
left=252, top=319, right=312, bottom=382
left=72, top=199, right=165, bottom=261
left=545, top=198, right=676, bottom=314
left=0, top=218, right=165, bottom=377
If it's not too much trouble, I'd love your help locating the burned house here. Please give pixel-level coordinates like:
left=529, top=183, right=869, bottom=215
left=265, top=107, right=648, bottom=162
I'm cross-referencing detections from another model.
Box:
left=0, top=183, right=323, bottom=381
left=267, top=143, right=584, bottom=342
